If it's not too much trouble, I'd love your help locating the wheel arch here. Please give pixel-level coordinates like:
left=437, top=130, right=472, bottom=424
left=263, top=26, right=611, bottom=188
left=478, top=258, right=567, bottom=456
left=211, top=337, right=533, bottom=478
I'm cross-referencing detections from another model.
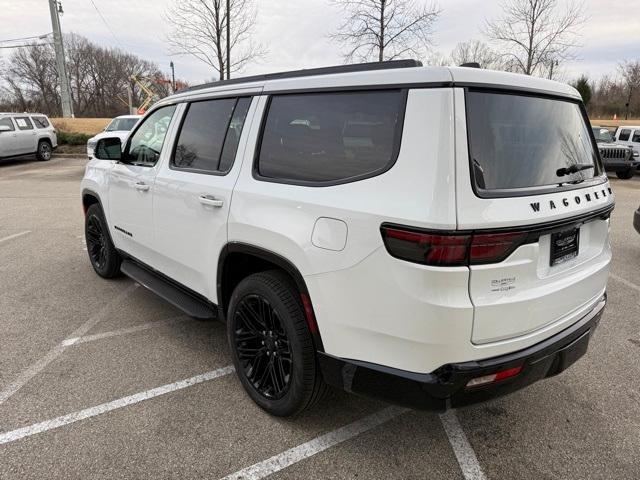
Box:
left=217, top=242, right=324, bottom=351
left=81, top=188, right=103, bottom=215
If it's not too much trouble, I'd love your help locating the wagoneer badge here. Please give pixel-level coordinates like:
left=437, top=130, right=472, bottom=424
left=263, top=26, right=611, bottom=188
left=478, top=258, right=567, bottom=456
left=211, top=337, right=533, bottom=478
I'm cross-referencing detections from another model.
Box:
left=530, top=187, right=613, bottom=213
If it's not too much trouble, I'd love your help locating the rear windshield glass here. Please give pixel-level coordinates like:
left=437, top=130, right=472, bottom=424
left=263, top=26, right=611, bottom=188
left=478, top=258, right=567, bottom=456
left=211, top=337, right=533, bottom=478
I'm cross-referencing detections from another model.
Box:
left=467, top=91, right=601, bottom=194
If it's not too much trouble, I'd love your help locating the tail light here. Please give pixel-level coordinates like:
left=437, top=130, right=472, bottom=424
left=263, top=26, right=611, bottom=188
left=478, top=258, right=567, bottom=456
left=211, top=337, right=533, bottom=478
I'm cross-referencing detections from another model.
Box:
left=381, top=226, right=528, bottom=267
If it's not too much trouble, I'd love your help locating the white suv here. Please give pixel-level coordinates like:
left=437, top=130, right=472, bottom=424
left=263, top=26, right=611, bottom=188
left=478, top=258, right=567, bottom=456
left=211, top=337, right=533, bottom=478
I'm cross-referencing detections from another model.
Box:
left=0, top=113, right=57, bottom=161
left=86, top=114, right=141, bottom=158
left=81, top=61, right=613, bottom=416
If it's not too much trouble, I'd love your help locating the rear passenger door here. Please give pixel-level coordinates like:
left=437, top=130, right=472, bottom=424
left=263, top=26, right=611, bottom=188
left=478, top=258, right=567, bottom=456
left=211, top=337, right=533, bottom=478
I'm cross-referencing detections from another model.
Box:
left=152, top=96, right=255, bottom=300
left=13, top=117, right=37, bottom=154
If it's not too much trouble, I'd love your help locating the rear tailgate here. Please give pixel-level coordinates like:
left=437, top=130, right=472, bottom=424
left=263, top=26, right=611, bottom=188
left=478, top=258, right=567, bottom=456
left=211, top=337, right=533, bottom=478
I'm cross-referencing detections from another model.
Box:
left=454, top=87, right=614, bottom=344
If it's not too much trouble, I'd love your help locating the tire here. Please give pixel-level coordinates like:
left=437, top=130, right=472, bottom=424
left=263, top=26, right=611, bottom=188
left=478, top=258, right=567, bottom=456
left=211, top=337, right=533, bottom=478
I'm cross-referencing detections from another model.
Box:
left=227, top=270, right=327, bottom=416
left=616, top=168, right=635, bottom=179
left=36, top=140, right=52, bottom=161
left=84, top=204, right=122, bottom=278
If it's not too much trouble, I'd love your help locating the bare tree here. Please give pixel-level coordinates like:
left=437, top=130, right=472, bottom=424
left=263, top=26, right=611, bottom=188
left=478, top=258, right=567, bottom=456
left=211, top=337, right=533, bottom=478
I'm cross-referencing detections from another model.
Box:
left=0, top=34, right=176, bottom=117
left=619, top=60, right=640, bottom=120
left=165, top=0, right=266, bottom=80
left=484, top=0, right=585, bottom=76
left=451, top=40, right=504, bottom=70
left=330, top=0, right=441, bottom=62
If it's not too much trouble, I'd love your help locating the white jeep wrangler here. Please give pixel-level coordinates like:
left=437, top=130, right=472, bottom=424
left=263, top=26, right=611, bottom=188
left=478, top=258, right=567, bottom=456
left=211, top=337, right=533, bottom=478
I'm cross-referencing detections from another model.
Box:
left=81, top=61, right=613, bottom=416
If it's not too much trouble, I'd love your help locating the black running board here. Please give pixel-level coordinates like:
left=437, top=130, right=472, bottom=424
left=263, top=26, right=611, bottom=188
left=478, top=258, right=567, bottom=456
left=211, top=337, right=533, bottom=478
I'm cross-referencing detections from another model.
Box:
left=120, top=259, right=216, bottom=320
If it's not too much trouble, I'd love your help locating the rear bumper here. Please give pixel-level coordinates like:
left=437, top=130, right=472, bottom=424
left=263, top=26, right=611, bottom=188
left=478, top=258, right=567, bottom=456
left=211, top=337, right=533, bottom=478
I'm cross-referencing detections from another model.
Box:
left=318, top=294, right=605, bottom=411
left=634, top=208, right=640, bottom=234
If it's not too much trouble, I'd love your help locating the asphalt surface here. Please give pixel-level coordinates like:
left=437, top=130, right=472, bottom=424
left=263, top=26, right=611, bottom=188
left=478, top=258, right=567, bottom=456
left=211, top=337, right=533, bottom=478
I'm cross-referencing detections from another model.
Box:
left=0, top=155, right=639, bottom=479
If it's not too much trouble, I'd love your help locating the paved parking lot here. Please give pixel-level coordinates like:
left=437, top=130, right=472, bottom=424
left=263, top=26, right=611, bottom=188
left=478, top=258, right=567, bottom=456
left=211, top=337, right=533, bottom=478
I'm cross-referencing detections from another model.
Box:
left=1, top=155, right=639, bottom=479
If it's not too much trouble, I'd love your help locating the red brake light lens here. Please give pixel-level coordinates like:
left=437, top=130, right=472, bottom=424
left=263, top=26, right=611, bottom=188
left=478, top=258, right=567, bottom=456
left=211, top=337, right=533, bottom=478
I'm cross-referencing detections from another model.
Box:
left=466, top=366, right=523, bottom=389
left=470, top=232, right=528, bottom=264
left=382, top=228, right=471, bottom=266
left=381, top=226, right=529, bottom=267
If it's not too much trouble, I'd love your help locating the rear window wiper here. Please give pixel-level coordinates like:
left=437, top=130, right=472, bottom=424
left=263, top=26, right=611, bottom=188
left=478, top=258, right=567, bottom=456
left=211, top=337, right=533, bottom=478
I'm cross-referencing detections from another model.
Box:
left=556, top=163, right=594, bottom=177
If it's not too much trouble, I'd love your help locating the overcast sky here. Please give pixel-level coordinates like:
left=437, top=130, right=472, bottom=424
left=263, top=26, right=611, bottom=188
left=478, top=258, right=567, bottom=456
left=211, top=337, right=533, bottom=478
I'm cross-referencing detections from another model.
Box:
left=1, top=0, right=639, bottom=85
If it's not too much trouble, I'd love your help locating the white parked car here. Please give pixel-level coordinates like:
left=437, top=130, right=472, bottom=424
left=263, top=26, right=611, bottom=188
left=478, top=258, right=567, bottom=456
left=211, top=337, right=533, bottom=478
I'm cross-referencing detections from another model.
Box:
left=81, top=61, right=613, bottom=416
left=0, top=112, right=57, bottom=161
left=86, top=114, right=141, bottom=157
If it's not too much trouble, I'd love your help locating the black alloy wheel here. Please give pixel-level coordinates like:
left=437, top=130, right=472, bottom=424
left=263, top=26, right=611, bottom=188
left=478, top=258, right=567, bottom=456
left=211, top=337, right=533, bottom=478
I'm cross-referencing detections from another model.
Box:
left=234, top=294, right=292, bottom=399
left=228, top=270, right=327, bottom=416
left=86, top=214, right=107, bottom=270
left=84, top=204, right=122, bottom=278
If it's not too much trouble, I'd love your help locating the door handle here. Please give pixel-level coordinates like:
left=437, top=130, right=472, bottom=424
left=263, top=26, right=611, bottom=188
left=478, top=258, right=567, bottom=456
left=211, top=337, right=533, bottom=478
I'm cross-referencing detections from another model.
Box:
left=199, top=195, right=224, bottom=208
left=134, top=182, right=150, bottom=192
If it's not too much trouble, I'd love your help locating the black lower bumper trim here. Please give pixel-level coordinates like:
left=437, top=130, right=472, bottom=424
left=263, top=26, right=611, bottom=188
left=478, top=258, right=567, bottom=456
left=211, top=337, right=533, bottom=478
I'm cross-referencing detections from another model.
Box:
left=318, top=295, right=606, bottom=411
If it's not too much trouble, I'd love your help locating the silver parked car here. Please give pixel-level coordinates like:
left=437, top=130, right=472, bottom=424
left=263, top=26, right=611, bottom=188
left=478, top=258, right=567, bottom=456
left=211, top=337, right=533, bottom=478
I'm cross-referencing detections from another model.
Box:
left=0, top=112, right=57, bottom=161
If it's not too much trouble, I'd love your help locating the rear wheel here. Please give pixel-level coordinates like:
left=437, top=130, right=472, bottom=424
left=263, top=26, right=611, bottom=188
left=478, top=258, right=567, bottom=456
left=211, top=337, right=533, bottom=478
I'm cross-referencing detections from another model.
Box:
left=85, top=204, right=122, bottom=278
left=36, top=140, right=52, bottom=161
left=616, top=168, right=635, bottom=179
left=227, top=270, right=327, bottom=416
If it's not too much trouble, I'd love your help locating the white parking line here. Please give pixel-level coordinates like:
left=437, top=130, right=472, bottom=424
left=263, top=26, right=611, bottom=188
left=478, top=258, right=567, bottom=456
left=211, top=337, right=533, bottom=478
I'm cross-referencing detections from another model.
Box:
left=439, top=410, right=487, bottom=480
left=610, top=273, right=640, bottom=293
left=0, top=230, right=31, bottom=244
left=0, top=284, right=138, bottom=405
left=0, top=366, right=235, bottom=446
left=61, top=315, right=189, bottom=346
left=219, top=406, right=408, bottom=480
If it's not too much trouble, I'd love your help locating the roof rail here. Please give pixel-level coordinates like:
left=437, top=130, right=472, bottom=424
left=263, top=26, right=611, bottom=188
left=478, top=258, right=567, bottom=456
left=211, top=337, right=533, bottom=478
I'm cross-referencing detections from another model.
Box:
left=178, top=59, right=423, bottom=94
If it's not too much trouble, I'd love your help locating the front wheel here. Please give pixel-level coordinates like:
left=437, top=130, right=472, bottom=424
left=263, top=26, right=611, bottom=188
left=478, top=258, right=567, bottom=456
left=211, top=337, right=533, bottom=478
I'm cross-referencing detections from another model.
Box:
left=36, top=140, right=52, bottom=161
left=227, top=270, right=327, bottom=416
left=85, top=204, right=122, bottom=278
left=616, top=168, right=635, bottom=179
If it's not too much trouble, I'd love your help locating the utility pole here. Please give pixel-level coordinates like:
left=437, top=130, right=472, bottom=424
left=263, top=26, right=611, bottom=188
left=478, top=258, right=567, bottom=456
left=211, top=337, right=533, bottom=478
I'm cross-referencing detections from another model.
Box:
left=170, top=61, right=176, bottom=93
left=48, top=0, right=74, bottom=117
left=226, top=0, right=231, bottom=80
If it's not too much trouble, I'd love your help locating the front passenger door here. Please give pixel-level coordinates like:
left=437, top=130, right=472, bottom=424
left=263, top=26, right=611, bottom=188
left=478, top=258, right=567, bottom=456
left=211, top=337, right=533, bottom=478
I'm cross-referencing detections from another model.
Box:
left=107, top=105, right=177, bottom=265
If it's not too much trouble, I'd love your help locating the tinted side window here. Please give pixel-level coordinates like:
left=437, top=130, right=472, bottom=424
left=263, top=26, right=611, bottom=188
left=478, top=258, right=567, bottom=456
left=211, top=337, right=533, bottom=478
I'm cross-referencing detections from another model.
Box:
left=15, top=117, right=34, bottom=130
left=126, top=105, right=176, bottom=166
left=619, top=129, right=631, bottom=141
left=0, top=117, right=15, bottom=131
left=257, top=90, right=405, bottom=184
left=32, top=116, right=50, bottom=128
left=632, top=131, right=640, bottom=143
left=173, top=98, right=239, bottom=173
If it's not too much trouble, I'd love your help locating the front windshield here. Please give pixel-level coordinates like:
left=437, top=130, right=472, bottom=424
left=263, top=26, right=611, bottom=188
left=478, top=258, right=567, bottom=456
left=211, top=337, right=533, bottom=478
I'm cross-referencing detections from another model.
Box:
left=592, top=127, right=613, bottom=143
left=106, top=117, right=138, bottom=132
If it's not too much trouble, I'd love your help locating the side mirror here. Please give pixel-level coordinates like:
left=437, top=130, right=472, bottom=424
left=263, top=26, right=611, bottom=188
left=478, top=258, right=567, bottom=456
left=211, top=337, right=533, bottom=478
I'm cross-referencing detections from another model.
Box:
left=0, top=125, right=11, bottom=133
left=94, top=137, right=122, bottom=160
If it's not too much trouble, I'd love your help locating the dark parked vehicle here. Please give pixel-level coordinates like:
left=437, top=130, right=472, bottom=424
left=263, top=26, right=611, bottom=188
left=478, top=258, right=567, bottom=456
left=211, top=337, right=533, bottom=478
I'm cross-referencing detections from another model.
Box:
left=592, top=126, right=639, bottom=179
left=634, top=205, right=640, bottom=234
